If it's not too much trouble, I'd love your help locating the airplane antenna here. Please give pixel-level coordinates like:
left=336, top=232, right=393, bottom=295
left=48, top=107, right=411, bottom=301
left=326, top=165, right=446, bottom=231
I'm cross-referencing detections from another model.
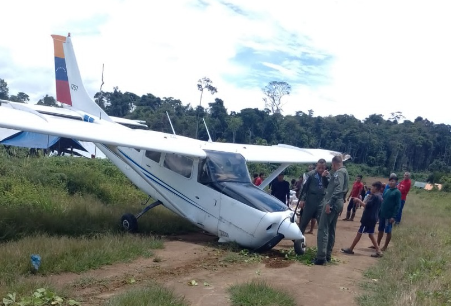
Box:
left=166, top=111, right=176, bottom=135
left=100, top=64, right=104, bottom=92
left=203, top=118, right=212, bottom=142
left=99, top=64, right=104, bottom=120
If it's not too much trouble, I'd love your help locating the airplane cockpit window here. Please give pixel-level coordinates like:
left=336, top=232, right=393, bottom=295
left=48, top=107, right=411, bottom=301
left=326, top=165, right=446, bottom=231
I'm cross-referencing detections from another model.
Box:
left=199, top=151, right=251, bottom=184
left=145, top=150, right=161, bottom=163
left=164, top=153, right=193, bottom=178
left=198, top=151, right=286, bottom=212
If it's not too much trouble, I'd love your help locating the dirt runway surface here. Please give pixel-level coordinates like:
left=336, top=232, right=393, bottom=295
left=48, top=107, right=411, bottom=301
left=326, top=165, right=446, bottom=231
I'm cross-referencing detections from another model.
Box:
left=35, top=209, right=380, bottom=306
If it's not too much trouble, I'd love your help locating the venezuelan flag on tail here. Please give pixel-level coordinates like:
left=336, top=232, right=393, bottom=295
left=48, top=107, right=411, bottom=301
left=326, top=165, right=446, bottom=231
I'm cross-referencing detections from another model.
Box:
left=52, top=35, right=72, bottom=106
left=50, top=33, right=112, bottom=121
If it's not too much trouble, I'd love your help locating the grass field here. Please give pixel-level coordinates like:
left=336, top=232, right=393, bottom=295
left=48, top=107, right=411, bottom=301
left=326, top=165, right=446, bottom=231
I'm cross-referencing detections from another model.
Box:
left=2, top=149, right=451, bottom=305
left=229, top=280, right=296, bottom=306
left=0, top=152, right=197, bottom=298
left=358, top=189, right=451, bottom=306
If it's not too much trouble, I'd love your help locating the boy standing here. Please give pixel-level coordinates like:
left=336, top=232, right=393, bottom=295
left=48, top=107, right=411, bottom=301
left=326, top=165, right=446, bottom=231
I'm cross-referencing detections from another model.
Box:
left=343, top=175, right=364, bottom=221
left=341, top=181, right=383, bottom=257
left=376, top=175, right=401, bottom=251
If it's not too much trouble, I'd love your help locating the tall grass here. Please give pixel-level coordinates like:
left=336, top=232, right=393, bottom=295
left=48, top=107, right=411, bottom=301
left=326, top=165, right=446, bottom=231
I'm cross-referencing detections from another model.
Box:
left=229, top=280, right=296, bottom=306
left=0, top=153, right=196, bottom=241
left=0, top=234, right=162, bottom=286
left=0, top=151, right=198, bottom=296
left=104, top=283, right=189, bottom=306
left=358, top=189, right=451, bottom=306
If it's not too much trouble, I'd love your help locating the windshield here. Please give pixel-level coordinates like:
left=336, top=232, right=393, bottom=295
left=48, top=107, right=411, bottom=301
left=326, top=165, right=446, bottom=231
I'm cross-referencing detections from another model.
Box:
left=220, top=182, right=288, bottom=212
left=198, top=150, right=251, bottom=184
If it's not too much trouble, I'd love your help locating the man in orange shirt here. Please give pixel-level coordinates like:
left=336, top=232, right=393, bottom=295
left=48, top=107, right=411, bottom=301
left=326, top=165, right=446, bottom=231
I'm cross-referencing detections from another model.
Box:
left=343, top=175, right=364, bottom=221
left=395, top=172, right=411, bottom=225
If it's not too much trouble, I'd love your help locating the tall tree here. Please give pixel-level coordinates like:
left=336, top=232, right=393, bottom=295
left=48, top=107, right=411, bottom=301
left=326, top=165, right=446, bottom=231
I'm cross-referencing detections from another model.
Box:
left=37, top=94, right=58, bottom=107
left=262, top=81, right=291, bottom=114
left=0, top=79, right=9, bottom=100
left=101, top=87, right=137, bottom=117
left=226, top=116, right=243, bottom=143
left=9, top=92, right=29, bottom=103
left=196, top=77, right=217, bottom=138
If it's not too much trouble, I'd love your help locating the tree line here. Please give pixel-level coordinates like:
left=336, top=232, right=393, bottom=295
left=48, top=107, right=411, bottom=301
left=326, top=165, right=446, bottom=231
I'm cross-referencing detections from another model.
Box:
left=1, top=77, right=451, bottom=175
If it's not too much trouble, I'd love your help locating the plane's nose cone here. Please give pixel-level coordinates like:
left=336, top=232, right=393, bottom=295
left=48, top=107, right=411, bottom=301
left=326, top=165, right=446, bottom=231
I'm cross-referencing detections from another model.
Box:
left=277, top=217, right=303, bottom=240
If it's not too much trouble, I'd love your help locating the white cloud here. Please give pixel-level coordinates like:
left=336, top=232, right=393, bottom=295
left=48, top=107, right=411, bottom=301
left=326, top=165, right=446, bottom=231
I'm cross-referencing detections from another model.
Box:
left=0, top=0, right=450, bottom=124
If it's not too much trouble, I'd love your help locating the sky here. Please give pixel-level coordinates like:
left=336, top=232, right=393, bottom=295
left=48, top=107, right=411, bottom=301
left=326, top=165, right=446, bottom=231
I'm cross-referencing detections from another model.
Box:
left=0, top=0, right=450, bottom=124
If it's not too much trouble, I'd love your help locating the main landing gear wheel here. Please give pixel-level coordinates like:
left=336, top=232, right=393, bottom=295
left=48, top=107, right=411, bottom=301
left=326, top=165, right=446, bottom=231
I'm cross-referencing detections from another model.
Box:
left=121, top=213, right=138, bottom=233
left=294, top=239, right=306, bottom=255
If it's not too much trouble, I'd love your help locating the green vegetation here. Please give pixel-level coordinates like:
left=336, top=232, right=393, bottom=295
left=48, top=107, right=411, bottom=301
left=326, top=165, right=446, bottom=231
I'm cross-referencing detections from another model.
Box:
left=229, top=280, right=296, bottom=306
left=0, top=234, right=162, bottom=286
left=0, top=152, right=197, bottom=297
left=104, top=283, right=188, bottom=306
left=358, top=190, right=451, bottom=306
left=0, top=151, right=196, bottom=241
left=2, top=76, right=451, bottom=177
left=2, top=288, right=80, bottom=306
left=280, top=246, right=338, bottom=266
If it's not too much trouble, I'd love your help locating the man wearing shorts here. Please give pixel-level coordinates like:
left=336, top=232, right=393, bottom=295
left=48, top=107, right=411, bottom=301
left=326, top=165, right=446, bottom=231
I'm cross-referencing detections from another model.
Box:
left=341, top=181, right=383, bottom=257
left=376, top=174, right=401, bottom=251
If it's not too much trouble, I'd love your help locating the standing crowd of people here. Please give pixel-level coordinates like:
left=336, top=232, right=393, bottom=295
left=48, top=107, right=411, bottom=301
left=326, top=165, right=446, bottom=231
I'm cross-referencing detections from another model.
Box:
left=254, top=158, right=412, bottom=265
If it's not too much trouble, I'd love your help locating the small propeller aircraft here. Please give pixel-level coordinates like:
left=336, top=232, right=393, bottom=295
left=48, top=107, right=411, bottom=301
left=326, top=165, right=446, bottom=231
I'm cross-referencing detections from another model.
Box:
left=0, top=33, right=349, bottom=254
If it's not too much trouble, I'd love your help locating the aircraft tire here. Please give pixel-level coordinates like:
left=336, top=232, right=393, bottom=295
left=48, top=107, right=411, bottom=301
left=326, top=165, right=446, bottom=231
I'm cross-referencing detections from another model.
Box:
left=294, top=239, right=306, bottom=255
left=121, top=213, right=138, bottom=233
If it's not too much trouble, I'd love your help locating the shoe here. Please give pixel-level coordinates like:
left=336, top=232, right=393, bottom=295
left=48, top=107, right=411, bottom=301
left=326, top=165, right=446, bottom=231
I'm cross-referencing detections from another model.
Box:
left=326, top=256, right=331, bottom=262
left=312, top=258, right=326, bottom=265
left=342, top=211, right=351, bottom=221
left=341, top=248, right=354, bottom=255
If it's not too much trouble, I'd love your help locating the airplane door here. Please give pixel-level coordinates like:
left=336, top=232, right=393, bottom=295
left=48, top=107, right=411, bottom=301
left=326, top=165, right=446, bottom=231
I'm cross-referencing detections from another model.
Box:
left=192, top=184, right=221, bottom=234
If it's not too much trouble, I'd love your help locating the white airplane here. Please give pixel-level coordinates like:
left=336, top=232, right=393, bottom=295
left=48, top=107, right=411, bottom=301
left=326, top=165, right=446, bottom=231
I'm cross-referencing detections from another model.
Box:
left=0, top=33, right=350, bottom=255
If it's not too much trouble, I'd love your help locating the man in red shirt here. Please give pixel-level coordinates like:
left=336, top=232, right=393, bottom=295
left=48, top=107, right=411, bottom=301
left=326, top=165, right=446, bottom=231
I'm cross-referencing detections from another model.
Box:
left=343, top=175, right=364, bottom=221
left=395, top=172, right=411, bottom=225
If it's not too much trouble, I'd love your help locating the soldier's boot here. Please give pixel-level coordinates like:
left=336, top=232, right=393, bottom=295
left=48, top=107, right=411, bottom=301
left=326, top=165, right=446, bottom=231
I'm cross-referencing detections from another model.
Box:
left=350, top=212, right=356, bottom=221
left=342, top=211, right=351, bottom=221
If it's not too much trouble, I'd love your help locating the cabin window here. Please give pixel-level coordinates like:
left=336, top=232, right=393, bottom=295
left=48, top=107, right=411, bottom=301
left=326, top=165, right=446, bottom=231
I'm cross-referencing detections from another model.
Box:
left=164, top=154, right=193, bottom=178
left=145, top=150, right=161, bottom=163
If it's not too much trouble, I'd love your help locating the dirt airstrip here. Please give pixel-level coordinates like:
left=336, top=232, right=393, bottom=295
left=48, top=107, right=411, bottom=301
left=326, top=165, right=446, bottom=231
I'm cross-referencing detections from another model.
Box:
left=28, top=204, right=383, bottom=306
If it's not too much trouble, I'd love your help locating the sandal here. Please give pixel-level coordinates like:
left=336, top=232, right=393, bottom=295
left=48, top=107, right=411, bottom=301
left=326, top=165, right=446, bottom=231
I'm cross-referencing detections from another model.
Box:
left=341, top=248, right=354, bottom=254
left=371, top=252, right=383, bottom=258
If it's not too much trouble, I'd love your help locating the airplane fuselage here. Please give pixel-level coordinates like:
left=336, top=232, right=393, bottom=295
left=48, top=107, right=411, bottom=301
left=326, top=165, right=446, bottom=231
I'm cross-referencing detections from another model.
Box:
left=97, top=143, right=304, bottom=251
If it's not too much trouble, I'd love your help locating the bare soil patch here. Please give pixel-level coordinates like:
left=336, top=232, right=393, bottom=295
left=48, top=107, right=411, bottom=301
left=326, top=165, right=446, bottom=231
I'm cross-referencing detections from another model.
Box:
left=26, top=212, right=378, bottom=305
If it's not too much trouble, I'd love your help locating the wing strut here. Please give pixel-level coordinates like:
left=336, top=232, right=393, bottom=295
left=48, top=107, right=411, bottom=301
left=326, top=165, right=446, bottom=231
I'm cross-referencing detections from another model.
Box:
left=166, top=111, right=176, bottom=135
left=259, top=163, right=291, bottom=190
left=203, top=118, right=212, bottom=142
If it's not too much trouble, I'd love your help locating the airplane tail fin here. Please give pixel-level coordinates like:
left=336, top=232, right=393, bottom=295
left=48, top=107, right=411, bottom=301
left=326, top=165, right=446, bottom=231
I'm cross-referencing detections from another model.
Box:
left=51, top=34, right=112, bottom=121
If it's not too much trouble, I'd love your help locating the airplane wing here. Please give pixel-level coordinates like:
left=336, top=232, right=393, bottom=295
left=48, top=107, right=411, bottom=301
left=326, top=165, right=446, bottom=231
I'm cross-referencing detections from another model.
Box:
left=0, top=105, right=206, bottom=158
left=0, top=102, right=347, bottom=164
left=200, top=142, right=348, bottom=164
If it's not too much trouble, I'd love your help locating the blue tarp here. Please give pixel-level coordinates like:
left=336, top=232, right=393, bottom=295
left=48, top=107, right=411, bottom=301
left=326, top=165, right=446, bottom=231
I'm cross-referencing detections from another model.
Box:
left=1, top=131, right=85, bottom=152
left=1, top=131, right=60, bottom=148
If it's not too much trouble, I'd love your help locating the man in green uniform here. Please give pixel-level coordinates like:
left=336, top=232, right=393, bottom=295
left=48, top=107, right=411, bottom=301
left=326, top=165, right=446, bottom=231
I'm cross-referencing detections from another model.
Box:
left=314, top=155, right=349, bottom=265
left=298, top=159, right=328, bottom=235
